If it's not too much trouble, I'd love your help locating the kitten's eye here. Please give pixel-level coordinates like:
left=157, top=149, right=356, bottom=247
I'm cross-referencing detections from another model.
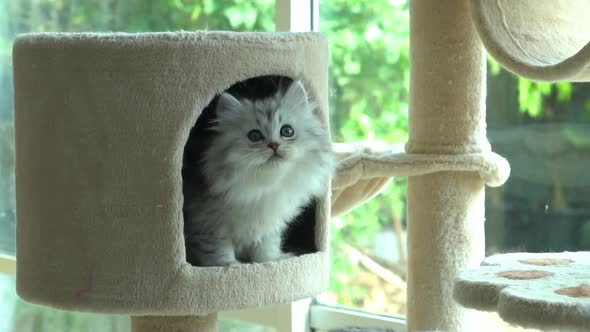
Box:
left=280, top=125, right=295, bottom=138
left=247, top=129, right=264, bottom=142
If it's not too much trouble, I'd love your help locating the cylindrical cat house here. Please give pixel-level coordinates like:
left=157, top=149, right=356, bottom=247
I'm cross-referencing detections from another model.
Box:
left=13, top=32, right=330, bottom=317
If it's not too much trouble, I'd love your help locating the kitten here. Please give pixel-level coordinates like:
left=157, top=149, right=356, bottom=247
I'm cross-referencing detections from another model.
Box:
left=184, top=80, right=334, bottom=266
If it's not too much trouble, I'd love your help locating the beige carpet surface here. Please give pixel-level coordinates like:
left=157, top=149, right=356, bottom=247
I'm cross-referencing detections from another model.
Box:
left=471, top=0, right=590, bottom=82
left=13, top=31, right=331, bottom=315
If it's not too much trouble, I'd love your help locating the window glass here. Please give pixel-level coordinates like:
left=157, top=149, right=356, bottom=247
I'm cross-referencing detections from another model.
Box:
left=485, top=65, right=590, bottom=256
left=320, top=1, right=590, bottom=329
left=482, top=66, right=590, bottom=331
left=319, top=0, right=410, bottom=318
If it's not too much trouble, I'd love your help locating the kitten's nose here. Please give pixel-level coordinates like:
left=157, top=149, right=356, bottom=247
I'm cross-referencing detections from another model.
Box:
left=268, top=142, right=279, bottom=151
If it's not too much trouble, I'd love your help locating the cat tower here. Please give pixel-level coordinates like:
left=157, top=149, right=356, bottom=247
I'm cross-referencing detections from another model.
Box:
left=453, top=1, right=590, bottom=331
left=11, top=1, right=588, bottom=332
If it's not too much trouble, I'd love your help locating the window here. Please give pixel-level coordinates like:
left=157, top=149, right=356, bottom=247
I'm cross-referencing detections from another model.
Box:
left=481, top=65, right=590, bottom=331
left=318, top=0, right=409, bottom=320
left=485, top=67, right=590, bottom=257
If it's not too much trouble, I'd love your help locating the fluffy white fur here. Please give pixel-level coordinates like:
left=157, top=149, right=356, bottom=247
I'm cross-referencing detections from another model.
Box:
left=184, top=80, right=334, bottom=266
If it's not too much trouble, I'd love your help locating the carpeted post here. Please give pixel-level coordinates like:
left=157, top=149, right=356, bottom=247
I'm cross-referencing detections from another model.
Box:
left=406, top=0, right=487, bottom=330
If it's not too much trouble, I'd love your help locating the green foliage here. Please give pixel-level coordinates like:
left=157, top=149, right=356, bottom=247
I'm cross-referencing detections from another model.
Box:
left=563, top=125, right=590, bottom=147
left=516, top=78, right=572, bottom=118
left=322, top=0, right=410, bottom=145
left=321, top=0, right=409, bottom=310
left=2, top=0, right=274, bottom=34
left=488, top=55, right=576, bottom=120
left=517, top=79, right=551, bottom=118
left=487, top=55, right=501, bottom=76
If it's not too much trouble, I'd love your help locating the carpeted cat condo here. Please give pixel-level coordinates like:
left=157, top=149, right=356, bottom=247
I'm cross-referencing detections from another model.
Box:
left=13, top=32, right=331, bottom=315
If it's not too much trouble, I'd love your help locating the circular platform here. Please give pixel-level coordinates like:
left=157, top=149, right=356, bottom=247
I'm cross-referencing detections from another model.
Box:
left=454, top=251, right=590, bottom=331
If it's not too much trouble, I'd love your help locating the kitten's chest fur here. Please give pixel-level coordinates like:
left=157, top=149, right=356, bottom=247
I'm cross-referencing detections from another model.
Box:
left=225, top=190, right=301, bottom=244
left=196, top=169, right=311, bottom=245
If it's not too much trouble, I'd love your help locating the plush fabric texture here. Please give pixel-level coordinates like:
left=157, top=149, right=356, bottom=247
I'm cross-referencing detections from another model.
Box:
left=454, top=252, right=590, bottom=331
left=13, top=32, right=330, bottom=315
left=471, top=0, right=590, bottom=82
left=404, top=0, right=490, bottom=331
left=332, top=143, right=509, bottom=217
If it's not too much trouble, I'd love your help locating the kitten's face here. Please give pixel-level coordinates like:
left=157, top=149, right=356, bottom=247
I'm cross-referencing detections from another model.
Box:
left=209, top=81, right=326, bottom=171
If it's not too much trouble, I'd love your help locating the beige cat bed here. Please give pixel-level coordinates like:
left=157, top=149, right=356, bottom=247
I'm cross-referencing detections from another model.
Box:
left=13, top=32, right=332, bottom=317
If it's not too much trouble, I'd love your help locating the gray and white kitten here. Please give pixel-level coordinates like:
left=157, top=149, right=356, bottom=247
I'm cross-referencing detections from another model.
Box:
left=184, top=80, right=334, bottom=266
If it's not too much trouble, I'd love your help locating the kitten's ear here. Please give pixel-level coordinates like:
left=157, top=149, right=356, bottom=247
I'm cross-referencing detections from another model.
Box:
left=216, top=92, right=242, bottom=115
left=282, top=80, right=310, bottom=109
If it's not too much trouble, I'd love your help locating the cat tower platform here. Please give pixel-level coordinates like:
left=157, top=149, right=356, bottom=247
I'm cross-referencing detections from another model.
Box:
left=452, top=1, right=590, bottom=332
left=455, top=252, right=590, bottom=331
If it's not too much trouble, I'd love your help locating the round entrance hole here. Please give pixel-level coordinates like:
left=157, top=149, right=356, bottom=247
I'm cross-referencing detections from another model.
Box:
left=182, top=75, right=321, bottom=266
